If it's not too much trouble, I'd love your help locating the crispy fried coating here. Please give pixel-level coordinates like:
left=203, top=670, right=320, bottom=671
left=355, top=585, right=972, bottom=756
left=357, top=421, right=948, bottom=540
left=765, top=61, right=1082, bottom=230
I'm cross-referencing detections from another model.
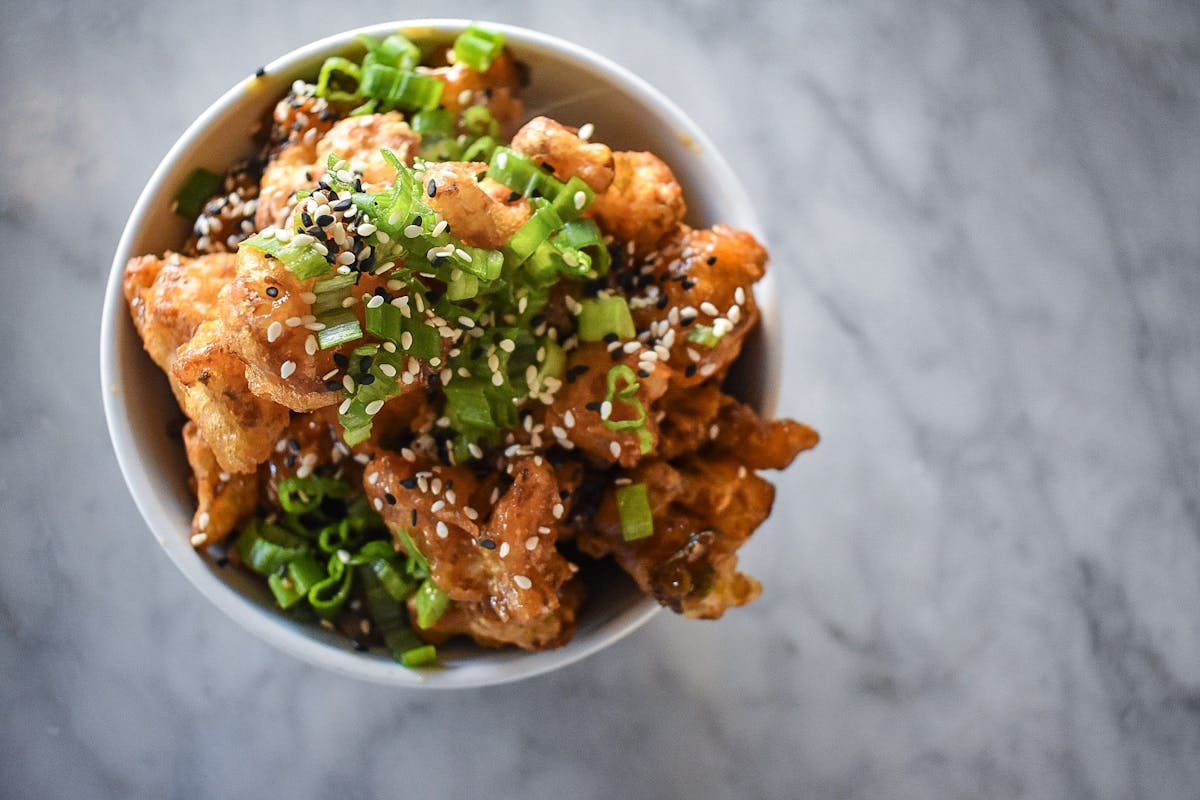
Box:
left=510, top=116, right=614, bottom=193
left=539, top=343, right=670, bottom=468
left=591, top=150, right=686, bottom=250
left=363, top=453, right=579, bottom=649
left=631, top=224, right=766, bottom=388
left=256, top=112, right=420, bottom=231
left=124, top=251, right=288, bottom=473
left=424, top=49, right=525, bottom=127
left=710, top=398, right=820, bottom=470
left=182, top=421, right=258, bottom=546
left=421, top=160, right=532, bottom=249
left=579, top=457, right=771, bottom=618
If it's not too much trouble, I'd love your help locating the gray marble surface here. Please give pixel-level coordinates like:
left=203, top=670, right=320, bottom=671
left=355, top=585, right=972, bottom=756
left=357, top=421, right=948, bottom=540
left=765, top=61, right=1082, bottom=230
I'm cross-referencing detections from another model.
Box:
left=2, top=1, right=1198, bottom=797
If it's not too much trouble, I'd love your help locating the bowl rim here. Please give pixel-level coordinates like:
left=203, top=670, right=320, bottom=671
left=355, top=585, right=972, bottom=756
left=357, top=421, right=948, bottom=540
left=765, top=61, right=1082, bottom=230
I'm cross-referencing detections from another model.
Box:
left=99, top=18, right=778, bottom=688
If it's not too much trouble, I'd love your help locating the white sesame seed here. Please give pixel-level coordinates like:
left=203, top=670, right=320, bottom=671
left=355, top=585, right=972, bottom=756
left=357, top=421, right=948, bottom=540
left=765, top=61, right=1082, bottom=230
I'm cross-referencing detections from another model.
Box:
left=700, top=301, right=719, bottom=317
left=499, top=338, right=515, bottom=353
left=305, top=335, right=318, bottom=355
left=299, top=291, right=317, bottom=304
left=267, top=321, right=283, bottom=343
left=622, top=340, right=641, bottom=354
left=339, top=398, right=352, bottom=414
left=338, top=548, right=352, bottom=563
left=738, top=465, right=748, bottom=479
left=436, top=521, right=449, bottom=539
left=609, top=441, right=621, bottom=459
left=365, top=295, right=384, bottom=309
left=190, top=532, right=208, bottom=546
left=573, top=190, right=586, bottom=210
left=499, top=541, right=510, bottom=557
left=563, top=410, right=575, bottom=428
left=513, top=574, right=532, bottom=590
left=699, top=363, right=717, bottom=377
left=525, top=536, right=539, bottom=551
left=577, top=122, right=594, bottom=141
left=363, top=399, right=384, bottom=416
left=457, top=88, right=473, bottom=105
left=537, top=526, right=551, bottom=535
left=464, top=506, right=479, bottom=520
left=600, top=401, right=613, bottom=420
left=357, top=223, right=377, bottom=236
left=197, top=512, right=211, bottom=529
left=467, top=442, right=483, bottom=460
left=728, top=305, right=742, bottom=324
left=735, top=287, right=747, bottom=305
left=431, top=500, right=445, bottom=512
left=379, top=363, right=397, bottom=378
left=343, top=375, right=355, bottom=392
left=400, top=331, right=413, bottom=350
left=286, top=316, right=302, bottom=327
left=280, top=360, right=297, bottom=379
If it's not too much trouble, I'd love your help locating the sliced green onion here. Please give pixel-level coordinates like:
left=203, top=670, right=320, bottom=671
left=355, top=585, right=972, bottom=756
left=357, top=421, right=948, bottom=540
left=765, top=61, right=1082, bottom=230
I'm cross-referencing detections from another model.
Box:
left=550, top=176, right=596, bottom=223
left=504, top=201, right=563, bottom=267
left=554, top=218, right=610, bottom=276
left=539, top=339, right=566, bottom=382
left=360, top=565, right=437, bottom=667
left=461, top=104, right=499, bottom=139
left=461, top=135, right=497, bottom=163
left=577, top=295, right=636, bottom=341
left=241, top=233, right=332, bottom=280
left=360, top=63, right=444, bottom=111
left=445, top=270, right=479, bottom=301
left=444, top=381, right=497, bottom=433
left=315, top=309, right=364, bottom=350
left=615, top=482, right=654, bottom=541
left=172, top=167, right=222, bottom=219
left=488, top=147, right=558, bottom=198
left=400, top=644, right=438, bottom=667
left=359, top=33, right=420, bottom=71
left=315, top=56, right=362, bottom=103
left=453, top=25, right=505, bottom=72
left=311, top=273, right=358, bottom=314
left=411, top=108, right=455, bottom=136
left=308, top=555, right=353, bottom=619
left=235, top=519, right=310, bottom=575
left=268, top=572, right=306, bottom=609
left=286, top=555, right=327, bottom=596
left=686, top=324, right=723, bottom=348
left=414, top=578, right=450, bottom=628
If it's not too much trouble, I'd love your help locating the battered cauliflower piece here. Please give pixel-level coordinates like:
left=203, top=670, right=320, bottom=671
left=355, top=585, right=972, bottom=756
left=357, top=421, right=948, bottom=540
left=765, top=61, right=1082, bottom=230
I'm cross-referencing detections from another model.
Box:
left=124, top=251, right=288, bottom=473
left=510, top=116, right=614, bottom=193
left=591, top=150, right=686, bottom=250
left=182, top=421, right=258, bottom=546
left=256, top=112, right=420, bottom=231
left=424, top=48, right=525, bottom=127
left=363, top=453, right=579, bottom=649
left=630, top=224, right=766, bottom=389
left=421, top=160, right=531, bottom=249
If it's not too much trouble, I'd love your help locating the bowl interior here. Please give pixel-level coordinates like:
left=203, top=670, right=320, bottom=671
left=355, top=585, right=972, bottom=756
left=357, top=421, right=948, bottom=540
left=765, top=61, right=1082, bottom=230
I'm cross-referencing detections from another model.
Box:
left=101, top=19, right=778, bottom=688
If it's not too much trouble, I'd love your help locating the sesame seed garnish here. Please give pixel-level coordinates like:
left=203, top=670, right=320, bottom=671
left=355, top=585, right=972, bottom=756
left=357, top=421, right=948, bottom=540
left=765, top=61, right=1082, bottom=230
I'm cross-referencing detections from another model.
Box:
left=599, top=401, right=613, bottom=420
left=700, top=301, right=719, bottom=316
left=190, top=532, right=208, bottom=546
left=499, top=542, right=510, bottom=557
left=365, top=399, right=384, bottom=416
left=609, top=441, right=621, bottom=459
left=573, top=191, right=586, bottom=210
left=436, top=521, right=449, bottom=538
left=338, top=548, right=353, bottom=563
left=513, top=575, right=532, bottom=590
left=280, top=360, right=297, bottom=379
left=577, top=122, right=594, bottom=141
left=431, top=500, right=445, bottom=512
left=366, top=295, right=385, bottom=309
left=525, top=536, right=539, bottom=551
left=286, top=316, right=302, bottom=327
left=267, top=321, right=283, bottom=343
left=735, top=287, right=747, bottom=305
left=552, top=503, right=565, bottom=519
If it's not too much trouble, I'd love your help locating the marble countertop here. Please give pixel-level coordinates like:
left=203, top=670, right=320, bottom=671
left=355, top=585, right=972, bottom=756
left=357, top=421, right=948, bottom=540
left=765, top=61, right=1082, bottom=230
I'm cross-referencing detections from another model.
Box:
left=3, top=1, right=1198, bottom=797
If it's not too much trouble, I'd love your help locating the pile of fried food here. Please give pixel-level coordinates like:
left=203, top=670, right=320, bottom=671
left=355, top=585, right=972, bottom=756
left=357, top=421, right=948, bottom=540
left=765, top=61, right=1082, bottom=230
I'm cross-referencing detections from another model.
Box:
left=123, top=28, right=817, bottom=659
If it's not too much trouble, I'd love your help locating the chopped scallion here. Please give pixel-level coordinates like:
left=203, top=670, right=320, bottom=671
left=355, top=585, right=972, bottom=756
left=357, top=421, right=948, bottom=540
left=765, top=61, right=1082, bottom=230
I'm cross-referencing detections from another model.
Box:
left=452, top=25, right=505, bottom=72
left=615, top=482, right=654, bottom=541
left=172, top=167, right=222, bottom=219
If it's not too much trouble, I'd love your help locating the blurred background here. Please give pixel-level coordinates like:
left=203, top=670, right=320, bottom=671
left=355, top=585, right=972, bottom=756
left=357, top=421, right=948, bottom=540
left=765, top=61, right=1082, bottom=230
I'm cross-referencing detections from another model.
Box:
left=2, top=1, right=1198, bottom=798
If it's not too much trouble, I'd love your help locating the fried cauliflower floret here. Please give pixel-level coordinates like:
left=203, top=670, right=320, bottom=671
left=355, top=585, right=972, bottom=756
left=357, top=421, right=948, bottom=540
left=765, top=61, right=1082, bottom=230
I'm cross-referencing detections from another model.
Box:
left=363, top=453, right=579, bottom=649
left=629, top=225, right=766, bottom=388
left=510, top=116, right=614, bottom=193
left=124, top=251, right=288, bottom=473
left=591, top=150, right=686, bottom=250
left=537, top=343, right=671, bottom=468
left=421, top=160, right=531, bottom=249
left=182, top=421, right=258, bottom=546
left=424, top=48, right=525, bottom=127
left=218, top=247, right=395, bottom=413
left=256, top=112, right=420, bottom=231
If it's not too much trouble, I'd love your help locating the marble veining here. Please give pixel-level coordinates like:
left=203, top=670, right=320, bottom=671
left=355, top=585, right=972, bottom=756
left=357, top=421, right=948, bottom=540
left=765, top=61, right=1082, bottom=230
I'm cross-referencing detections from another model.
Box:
left=1, top=1, right=1198, bottom=798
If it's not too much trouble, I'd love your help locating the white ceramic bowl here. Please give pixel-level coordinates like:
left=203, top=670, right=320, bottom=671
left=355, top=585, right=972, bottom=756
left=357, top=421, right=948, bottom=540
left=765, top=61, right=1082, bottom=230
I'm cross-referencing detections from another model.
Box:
left=100, top=19, right=779, bottom=688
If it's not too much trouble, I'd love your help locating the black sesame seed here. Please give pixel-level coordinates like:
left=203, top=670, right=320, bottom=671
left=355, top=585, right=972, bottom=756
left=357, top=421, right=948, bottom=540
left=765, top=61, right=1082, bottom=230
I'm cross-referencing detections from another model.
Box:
left=288, top=438, right=301, bottom=452
left=319, top=110, right=334, bottom=121
left=412, top=215, right=422, bottom=227
left=656, top=295, right=669, bottom=309
left=354, top=178, right=363, bottom=192
left=359, top=374, right=376, bottom=386
left=427, top=179, right=437, bottom=198
left=266, top=285, right=279, bottom=298
left=706, top=255, right=717, bottom=265
left=560, top=490, right=571, bottom=500
left=638, top=369, right=650, bottom=378
left=385, top=492, right=397, bottom=505
left=480, top=539, right=496, bottom=550
left=325, top=380, right=341, bottom=391
left=332, top=198, right=353, bottom=211
left=602, top=332, right=619, bottom=344
left=507, top=191, right=521, bottom=202
left=360, top=355, right=374, bottom=371
left=400, top=477, right=418, bottom=489
left=316, top=214, right=335, bottom=227
left=541, top=162, right=556, bottom=174
left=301, top=211, right=314, bottom=227
left=411, top=509, right=418, bottom=526
left=682, top=279, right=697, bottom=290
left=284, top=454, right=296, bottom=469
left=685, top=364, right=697, bottom=377
left=333, top=353, right=350, bottom=368
left=585, top=401, right=602, bottom=412
left=216, top=556, right=230, bottom=567
left=681, top=314, right=697, bottom=326
left=255, top=66, right=266, bottom=78
left=318, top=180, right=332, bottom=191
left=611, top=350, right=623, bottom=362
left=431, top=255, right=446, bottom=267
left=292, top=121, right=303, bottom=132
